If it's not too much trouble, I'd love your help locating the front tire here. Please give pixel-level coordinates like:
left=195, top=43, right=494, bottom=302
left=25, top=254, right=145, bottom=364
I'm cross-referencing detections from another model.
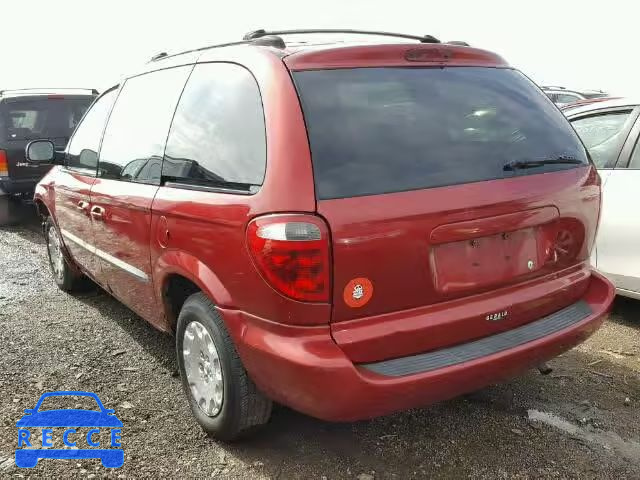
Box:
left=44, top=216, right=88, bottom=292
left=176, top=292, right=272, bottom=441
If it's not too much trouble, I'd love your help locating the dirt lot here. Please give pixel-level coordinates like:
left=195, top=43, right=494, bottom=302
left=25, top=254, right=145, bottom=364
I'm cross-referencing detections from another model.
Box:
left=0, top=208, right=639, bottom=479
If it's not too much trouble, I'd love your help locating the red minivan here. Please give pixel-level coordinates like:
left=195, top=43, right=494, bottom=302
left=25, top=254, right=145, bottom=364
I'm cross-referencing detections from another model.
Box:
left=29, top=30, right=614, bottom=440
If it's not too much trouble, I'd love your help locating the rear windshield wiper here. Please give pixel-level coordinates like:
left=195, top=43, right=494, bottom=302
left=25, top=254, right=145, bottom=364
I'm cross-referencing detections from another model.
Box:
left=503, top=155, right=584, bottom=171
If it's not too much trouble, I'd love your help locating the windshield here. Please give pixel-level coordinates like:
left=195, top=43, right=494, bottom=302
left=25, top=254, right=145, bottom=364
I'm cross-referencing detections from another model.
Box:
left=293, top=67, right=589, bottom=199
left=1, top=97, right=93, bottom=141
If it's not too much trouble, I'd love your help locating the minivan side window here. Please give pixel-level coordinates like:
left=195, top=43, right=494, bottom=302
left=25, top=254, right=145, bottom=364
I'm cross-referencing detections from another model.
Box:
left=163, top=63, right=266, bottom=191
left=66, top=89, right=117, bottom=173
left=98, top=66, right=192, bottom=184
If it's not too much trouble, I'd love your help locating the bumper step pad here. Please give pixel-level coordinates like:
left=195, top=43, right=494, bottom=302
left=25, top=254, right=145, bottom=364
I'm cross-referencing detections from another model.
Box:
left=361, top=300, right=592, bottom=377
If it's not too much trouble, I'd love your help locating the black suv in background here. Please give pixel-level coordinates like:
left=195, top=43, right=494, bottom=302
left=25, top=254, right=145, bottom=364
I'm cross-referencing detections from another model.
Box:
left=0, top=89, right=97, bottom=224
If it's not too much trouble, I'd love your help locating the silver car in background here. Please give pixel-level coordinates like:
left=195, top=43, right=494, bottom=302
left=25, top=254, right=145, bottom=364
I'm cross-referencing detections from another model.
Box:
left=564, top=97, right=640, bottom=299
left=544, top=86, right=608, bottom=107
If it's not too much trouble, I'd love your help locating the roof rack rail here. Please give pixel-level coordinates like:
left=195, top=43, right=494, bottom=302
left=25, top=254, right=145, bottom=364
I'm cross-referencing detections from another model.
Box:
left=243, top=29, right=440, bottom=44
left=148, top=28, right=441, bottom=65
left=0, top=87, right=99, bottom=96
left=147, top=40, right=253, bottom=63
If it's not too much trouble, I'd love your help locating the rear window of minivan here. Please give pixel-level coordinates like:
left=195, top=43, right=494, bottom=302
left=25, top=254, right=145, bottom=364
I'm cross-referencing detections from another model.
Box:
left=293, top=67, right=589, bottom=199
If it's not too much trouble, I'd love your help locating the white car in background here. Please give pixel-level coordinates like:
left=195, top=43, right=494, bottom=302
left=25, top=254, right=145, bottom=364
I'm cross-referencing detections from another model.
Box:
left=564, top=97, right=640, bottom=300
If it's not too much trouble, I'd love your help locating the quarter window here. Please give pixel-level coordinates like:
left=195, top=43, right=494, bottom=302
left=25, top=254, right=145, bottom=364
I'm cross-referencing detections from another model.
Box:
left=98, top=66, right=192, bottom=184
left=66, top=90, right=117, bottom=173
left=571, top=111, right=632, bottom=168
left=163, top=62, right=266, bottom=191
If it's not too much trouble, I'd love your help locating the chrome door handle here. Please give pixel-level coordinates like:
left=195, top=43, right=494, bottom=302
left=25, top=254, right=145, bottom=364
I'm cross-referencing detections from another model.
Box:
left=76, top=200, right=88, bottom=211
left=90, top=205, right=105, bottom=220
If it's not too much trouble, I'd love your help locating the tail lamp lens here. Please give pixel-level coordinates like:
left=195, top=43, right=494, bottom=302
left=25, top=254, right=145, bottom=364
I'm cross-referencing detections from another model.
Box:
left=247, top=215, right=330, bottom=302
left=0, top=150, right=8, bottom=176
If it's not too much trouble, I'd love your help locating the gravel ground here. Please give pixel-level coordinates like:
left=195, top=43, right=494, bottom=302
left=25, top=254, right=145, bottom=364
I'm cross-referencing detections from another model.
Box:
left=0, top=208, right=639, bottom=479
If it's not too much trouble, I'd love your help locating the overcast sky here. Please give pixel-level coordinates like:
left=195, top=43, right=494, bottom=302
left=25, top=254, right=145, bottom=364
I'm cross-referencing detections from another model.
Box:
left=2, top=0, right=637, bottom=96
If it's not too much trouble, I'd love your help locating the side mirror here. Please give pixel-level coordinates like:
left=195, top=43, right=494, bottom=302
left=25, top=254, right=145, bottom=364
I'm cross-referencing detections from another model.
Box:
left=25, top=140, right=55, bottom=164
left=23, top=409, right=34, bottom=414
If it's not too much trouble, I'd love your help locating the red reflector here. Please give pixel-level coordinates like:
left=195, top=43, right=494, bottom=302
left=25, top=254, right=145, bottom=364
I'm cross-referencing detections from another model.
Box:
left=247, top=215, right=331, bottom=303
left=0, top=150, right=8, bottom=176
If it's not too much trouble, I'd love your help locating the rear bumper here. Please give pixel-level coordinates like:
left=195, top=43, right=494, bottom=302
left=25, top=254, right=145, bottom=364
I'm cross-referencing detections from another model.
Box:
left=0, top=177, right=38, bottom=195
left=222, top=270, right=614, bottom=422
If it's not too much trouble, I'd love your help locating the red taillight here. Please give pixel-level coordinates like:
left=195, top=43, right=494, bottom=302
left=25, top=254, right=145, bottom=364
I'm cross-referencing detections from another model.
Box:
left=247, top=214, right=331, bottom=303
left=0, top=150, right=8, bottom=176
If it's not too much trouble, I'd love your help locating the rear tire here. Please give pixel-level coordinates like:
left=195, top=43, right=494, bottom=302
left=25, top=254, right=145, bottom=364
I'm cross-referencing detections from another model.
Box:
left=176, top=292, right=272, bottom=441
left=44, top=216, right=89, bottom=292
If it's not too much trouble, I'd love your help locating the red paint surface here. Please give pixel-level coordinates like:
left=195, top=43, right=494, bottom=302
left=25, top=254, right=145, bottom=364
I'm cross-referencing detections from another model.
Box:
left=322, top=167, right=600, bottom=327
left=51, top=170, right=100, bottom=278
left=90, top=179, right=163, bottom=328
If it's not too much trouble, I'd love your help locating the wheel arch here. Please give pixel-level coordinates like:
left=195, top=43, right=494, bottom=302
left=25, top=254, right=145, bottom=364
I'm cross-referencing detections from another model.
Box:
left=154, top=250, right=233, bottom=333
left=34, top=198, right=50, bottom=219
left=33, top=180, right=56, bottom=218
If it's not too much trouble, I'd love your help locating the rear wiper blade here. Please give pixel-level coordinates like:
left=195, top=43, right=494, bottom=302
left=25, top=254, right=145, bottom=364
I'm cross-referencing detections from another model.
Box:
left=503, top=155, right=583, bottom=171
